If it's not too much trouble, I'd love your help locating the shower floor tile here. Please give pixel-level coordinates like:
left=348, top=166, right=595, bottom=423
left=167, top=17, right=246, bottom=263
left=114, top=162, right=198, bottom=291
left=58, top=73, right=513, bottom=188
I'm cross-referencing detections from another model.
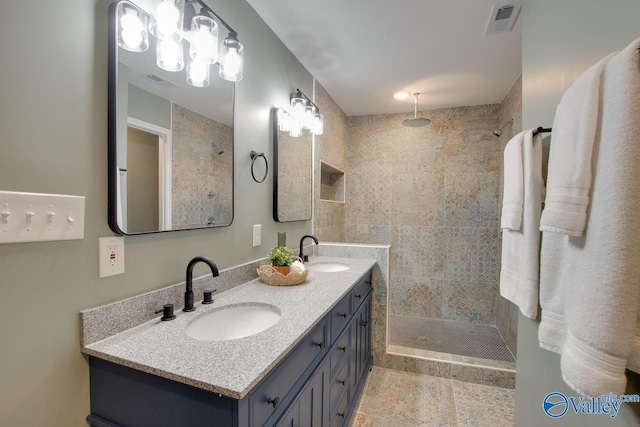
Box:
left=390, top=315, right=515, bottom=364
left=349, top=367, right=515, bottom=427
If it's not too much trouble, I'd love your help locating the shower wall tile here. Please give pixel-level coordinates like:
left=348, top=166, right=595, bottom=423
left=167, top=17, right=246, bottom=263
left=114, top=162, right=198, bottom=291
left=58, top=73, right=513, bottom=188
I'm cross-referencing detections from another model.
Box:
left=444, top=126, right=501, bottom=174
left=314, top=81, right=348, bottom=242
left=392, top=126, right=445, bottom=175
left=445, top=173, right=499, bottom=228
left=390, top=276, right=443, bottom=318
left=344, top=224, right=393, bottom=245
left=345, top=173, right=392, bottom=226
left=391, top=174, right=445, bottom=226
left=442, top=279, right=497, bottom=324
left=345, top=104, right=503, bottom=331
left=391, top=226, right=446, bottom=281
left=444, top=227, right=499, bottom=286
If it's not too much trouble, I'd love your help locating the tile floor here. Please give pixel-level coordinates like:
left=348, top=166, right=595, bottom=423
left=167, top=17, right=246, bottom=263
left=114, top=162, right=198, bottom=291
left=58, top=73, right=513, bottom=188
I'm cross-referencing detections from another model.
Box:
left=350, top=367, right=515, bottom=427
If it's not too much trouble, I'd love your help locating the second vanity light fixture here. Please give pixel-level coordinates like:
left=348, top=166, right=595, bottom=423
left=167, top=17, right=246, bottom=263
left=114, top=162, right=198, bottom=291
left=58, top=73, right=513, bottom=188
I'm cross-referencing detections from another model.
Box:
left=278, top=89, right=324, bottom=137
left=116, top=0, right=243, bottom=87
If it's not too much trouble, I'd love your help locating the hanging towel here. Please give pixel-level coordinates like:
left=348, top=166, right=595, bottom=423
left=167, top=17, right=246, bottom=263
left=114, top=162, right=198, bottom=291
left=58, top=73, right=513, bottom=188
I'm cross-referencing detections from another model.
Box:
left=501, top=131, right=524, bottom=230
left=539, top=37, right=640, bottom=397
left=539, top=52, right=617, bottom=237
left=500, top=129, right=543, bottom=319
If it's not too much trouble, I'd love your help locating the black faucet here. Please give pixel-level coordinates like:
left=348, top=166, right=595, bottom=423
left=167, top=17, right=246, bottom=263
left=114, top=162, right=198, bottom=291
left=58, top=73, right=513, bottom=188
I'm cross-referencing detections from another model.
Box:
left=184, top=256, right=219, bottom=312
left=299, top=234, right=319, bottom=263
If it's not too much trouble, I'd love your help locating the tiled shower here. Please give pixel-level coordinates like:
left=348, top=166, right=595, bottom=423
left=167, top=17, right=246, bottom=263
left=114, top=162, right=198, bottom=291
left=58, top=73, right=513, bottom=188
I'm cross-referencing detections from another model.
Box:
left=314, top=77, right=522, bottom=374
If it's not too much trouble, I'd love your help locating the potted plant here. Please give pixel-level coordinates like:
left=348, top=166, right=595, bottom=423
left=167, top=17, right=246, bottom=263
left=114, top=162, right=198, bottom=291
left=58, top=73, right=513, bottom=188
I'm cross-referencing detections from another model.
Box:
left=267, top=246, right=296, bottom=276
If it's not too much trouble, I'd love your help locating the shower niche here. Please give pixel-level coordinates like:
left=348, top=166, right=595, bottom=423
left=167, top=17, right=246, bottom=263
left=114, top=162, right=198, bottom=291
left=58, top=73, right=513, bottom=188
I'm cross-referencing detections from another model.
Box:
left=319, top=161, right=345, bottom=203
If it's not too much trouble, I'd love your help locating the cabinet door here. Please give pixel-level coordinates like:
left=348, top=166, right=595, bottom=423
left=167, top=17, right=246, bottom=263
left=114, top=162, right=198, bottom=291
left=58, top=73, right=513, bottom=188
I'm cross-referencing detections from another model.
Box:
left=298, top=359, right=330, bottom=427
left=349, top=314, right=358, bottom=397
left=362, top=295, right=372, bottom=370
left=353, top=295, right=372, bottom=389
left=275, top=401, right=298, bottom=427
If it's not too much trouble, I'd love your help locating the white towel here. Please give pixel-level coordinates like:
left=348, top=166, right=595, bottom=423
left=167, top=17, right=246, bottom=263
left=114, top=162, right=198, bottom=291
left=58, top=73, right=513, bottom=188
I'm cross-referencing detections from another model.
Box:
left=539, top=37, right=640, bottom=397
left=500, top=129, right=543, bottom=319
left=501, top=131, right=524, bottom=230
left=539, top=52, right=617, bottom=237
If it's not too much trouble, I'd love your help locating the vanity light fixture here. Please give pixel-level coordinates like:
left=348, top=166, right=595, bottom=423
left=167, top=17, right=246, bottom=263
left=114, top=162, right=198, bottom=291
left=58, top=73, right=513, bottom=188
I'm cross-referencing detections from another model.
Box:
left=116, top=0, right=243, bottom=86
left=279, top=89, right=323, bottom=137
left=393, top=91, right=409, bottom=100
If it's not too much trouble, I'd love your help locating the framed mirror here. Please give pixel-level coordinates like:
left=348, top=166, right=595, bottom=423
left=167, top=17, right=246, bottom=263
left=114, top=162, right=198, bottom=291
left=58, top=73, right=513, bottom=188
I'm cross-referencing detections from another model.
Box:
left=272, top=107, right=312, bottom=222
left=108, top=0, right=234, bottom=235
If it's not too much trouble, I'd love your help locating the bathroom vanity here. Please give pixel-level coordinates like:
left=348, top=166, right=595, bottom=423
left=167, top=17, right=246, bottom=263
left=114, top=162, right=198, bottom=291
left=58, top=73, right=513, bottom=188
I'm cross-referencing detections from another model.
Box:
left=82, top=258, right=374, bottom=427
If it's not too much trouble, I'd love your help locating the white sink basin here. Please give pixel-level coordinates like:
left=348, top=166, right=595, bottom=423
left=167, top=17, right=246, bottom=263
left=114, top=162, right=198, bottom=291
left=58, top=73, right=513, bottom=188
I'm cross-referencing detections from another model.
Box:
left=307, top=262, right=350, bottom=272
left=185, top=304, right=281, bottom=342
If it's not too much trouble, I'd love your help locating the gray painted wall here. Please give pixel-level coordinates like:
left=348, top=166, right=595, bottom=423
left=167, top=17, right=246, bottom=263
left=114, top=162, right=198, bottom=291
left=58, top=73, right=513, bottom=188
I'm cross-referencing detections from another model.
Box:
left=0, top=0, right=311, bottom=425
left=128, top=84, right=171, bottom=129
left=516, top=0, right=640, bottom=425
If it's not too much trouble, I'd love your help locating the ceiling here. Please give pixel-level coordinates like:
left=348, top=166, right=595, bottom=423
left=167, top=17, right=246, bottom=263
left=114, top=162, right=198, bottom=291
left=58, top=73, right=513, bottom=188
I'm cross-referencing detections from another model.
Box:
left=246, top=0, right=522, bottom=116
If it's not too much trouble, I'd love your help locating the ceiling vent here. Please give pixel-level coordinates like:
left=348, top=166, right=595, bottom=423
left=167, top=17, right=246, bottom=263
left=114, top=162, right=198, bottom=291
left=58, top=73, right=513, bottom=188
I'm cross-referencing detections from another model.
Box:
left=484, top=3, right=521, bottom=36
left=145, top=73, right=180, bottom=89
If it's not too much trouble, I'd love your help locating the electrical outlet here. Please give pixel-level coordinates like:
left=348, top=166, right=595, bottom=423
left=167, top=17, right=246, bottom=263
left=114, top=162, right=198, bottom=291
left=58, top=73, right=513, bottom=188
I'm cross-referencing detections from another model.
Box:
left=99, top=236, right=125, bottom=278
left=253, top=224, right=261, bottom=247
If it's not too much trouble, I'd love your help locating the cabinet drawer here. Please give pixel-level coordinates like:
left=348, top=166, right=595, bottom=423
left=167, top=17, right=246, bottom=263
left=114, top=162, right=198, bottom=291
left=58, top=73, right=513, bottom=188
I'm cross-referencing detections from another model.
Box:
left=330, top=327, right=350, bottom=378
left=330, top=294, right=352, bottom=344
left=250, top=319, right=328, bottom=427
left=330, top=384, right=350, bottom=427
left=329, top=357, right=350, bottom=415
left=351, top=273, right=372, bottom=312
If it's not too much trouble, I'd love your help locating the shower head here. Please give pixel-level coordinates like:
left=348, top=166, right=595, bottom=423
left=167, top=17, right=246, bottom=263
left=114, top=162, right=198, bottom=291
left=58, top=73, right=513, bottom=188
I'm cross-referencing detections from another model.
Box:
left=212, top=142, right=224, bottom=155
left=493, top=118, right=513, bottom=138
left=402, top=93, right=431, bottom=128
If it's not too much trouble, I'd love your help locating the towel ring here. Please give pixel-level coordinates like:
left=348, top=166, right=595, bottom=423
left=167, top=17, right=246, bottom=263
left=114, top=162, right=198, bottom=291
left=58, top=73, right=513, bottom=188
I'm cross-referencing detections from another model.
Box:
left=250, top=151, right=268, bottom=183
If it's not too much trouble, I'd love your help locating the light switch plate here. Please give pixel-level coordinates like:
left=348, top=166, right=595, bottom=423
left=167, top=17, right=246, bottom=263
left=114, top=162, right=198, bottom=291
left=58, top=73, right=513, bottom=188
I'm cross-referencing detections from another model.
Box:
left=0, top=190, right=85, bottom=244
left=99, top=236, right=125, bottom=278
left=253, top=224, right=261, bottom=247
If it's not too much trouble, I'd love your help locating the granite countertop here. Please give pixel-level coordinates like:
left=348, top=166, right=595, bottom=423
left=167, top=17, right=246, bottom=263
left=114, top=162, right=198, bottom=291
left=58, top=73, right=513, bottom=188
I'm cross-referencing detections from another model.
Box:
left=82, top=256, right=376, bottom=399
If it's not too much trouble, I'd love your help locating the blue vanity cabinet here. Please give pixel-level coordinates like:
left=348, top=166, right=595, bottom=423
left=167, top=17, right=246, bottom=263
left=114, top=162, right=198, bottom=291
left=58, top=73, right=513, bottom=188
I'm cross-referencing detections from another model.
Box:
left=275, top=357, right=330, bottom=427
left=86, top=269, right=373, bottom=427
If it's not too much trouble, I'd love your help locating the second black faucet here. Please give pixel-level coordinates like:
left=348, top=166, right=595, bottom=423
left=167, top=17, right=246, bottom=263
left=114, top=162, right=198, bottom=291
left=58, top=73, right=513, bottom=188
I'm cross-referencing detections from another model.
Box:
left=299, top=234, right=319, bottom=263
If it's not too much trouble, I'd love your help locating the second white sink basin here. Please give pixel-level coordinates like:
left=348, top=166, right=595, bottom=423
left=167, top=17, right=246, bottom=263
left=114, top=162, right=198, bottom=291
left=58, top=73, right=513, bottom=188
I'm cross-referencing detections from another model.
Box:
left=307, top=262, right=350, bottom=272
left=185, top=304, right=281, bottom=342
